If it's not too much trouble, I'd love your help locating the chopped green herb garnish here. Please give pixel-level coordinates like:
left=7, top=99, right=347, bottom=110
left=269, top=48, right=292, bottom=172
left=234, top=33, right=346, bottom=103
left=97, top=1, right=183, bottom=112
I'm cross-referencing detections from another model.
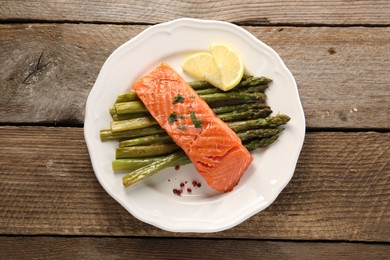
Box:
left=172, top=94, right=185, bottom=104
left=177, top=125, right=186, bottom=130
left=193, top=120, right=203, bottom=128
left=190, top=111, right=197, bottom=121
left=168, top=112, right=186, bottom=123
left=190, top=111, right=203, bottom=128
left=168, top=112, right=178, bottom=123
left=190, top=95, right=195, bottom=98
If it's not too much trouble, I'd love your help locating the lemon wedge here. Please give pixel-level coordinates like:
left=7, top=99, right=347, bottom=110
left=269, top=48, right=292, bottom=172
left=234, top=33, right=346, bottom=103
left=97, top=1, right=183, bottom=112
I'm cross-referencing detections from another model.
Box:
left=182, top=44, right=244, bottom=91
left=209, top=44, right=244, bottom=91
left=181, top=52, right=223, bottom=88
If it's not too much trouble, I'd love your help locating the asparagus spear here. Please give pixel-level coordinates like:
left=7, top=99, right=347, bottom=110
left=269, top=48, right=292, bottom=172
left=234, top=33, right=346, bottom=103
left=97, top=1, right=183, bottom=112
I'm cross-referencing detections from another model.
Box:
left=196, top=80, right=271, bottom=95
left=187, top=76, right=271, bottom=91
left=211, top=103, right=269, bottom=114
left=116, top=144, right=180, bottom=159
left=112, top=112, right=150, bottom=121
left=100, top=126, right=166, bottom=141
left=244, top=135, right=279, bottom=150
left=195, top=84, right=269, bottom=95
left=218, top=108, right=272, bottom=122
left=119, top=134, right=172, bottom=147
left=115, top=91, right=139, bottom=103
left=237, top=128, right=284, bottom=142
left=122, top=151, right=188, bottom=188
left=228, top=114, right=291, bottom=132
left=115, top=101, right=148, bottom=115
left=110, top=116, right=158, bottom=133
left=122, top=136, right=279, bottom=188
left=195, top=88, right=224, bottom=95
left=186, top=81, right=214, bottom=90
left=238, top=76, right=272, bottom=87
left=113, top=157, right=174, bottom=171
left=201, top=92, right=266, bottom=104
left=239, top=84, right=269, bottom=93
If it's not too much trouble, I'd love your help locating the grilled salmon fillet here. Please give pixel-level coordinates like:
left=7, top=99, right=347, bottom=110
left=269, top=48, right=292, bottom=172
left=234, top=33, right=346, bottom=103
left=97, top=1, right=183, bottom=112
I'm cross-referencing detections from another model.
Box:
left=132, top=63, right=253, bottom=192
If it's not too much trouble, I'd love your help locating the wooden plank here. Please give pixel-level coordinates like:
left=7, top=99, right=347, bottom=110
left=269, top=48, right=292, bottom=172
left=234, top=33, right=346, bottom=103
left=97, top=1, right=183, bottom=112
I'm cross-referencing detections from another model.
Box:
left=0, top=236, right=389, bottom=260
left=1, top=24, right=389, bottom=129
left=0, top=24, right=144, bottom=126
left=0, top=126, right=389, bottom=241
left=0, top=0, right=389, bottom=25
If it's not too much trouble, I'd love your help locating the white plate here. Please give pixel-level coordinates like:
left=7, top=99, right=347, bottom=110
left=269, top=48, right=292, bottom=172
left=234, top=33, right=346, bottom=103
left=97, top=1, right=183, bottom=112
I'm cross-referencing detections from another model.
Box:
left=84, top=18, right=305, bottom=232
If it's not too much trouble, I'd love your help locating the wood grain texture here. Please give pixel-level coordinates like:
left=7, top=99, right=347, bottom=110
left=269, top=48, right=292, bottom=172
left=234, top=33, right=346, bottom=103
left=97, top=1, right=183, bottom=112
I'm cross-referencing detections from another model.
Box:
left=0, top=126, right=389, bottom=241
left=0, top=237, right=389, bottom=260
left=0, top=0, right=389, bottom=25
left=0, top=24, right=144, bottom=125
left=1, top=24, right=389, bottom=128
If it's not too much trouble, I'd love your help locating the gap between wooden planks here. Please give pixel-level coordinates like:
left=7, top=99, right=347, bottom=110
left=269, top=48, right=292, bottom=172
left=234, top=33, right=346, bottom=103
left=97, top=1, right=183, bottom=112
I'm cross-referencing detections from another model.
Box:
left=0, top=0, right=389, bottom=25
left=0, top=126, right=389, bottom=241
left=0, top=236, right=389, bottom=259
left=1, top=24, right=389, bottom=128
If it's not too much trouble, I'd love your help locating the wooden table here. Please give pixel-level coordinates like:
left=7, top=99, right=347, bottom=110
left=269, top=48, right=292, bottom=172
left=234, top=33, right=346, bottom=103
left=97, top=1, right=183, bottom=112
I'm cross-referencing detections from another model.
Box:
left=1, top=1, right=389, bottom=258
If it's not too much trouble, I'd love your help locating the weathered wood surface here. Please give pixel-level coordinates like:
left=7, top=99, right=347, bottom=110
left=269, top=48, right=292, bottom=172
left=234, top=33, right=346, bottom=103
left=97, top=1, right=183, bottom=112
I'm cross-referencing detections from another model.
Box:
left=1, top=237, right=389, bottom=260
left=0, top=126, right=389, bottom=241
left=1, top=24, right=389, bottom=129
left=1, top=1, right=389, bottom=256
left=0, top=0, right=389, bottom=25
